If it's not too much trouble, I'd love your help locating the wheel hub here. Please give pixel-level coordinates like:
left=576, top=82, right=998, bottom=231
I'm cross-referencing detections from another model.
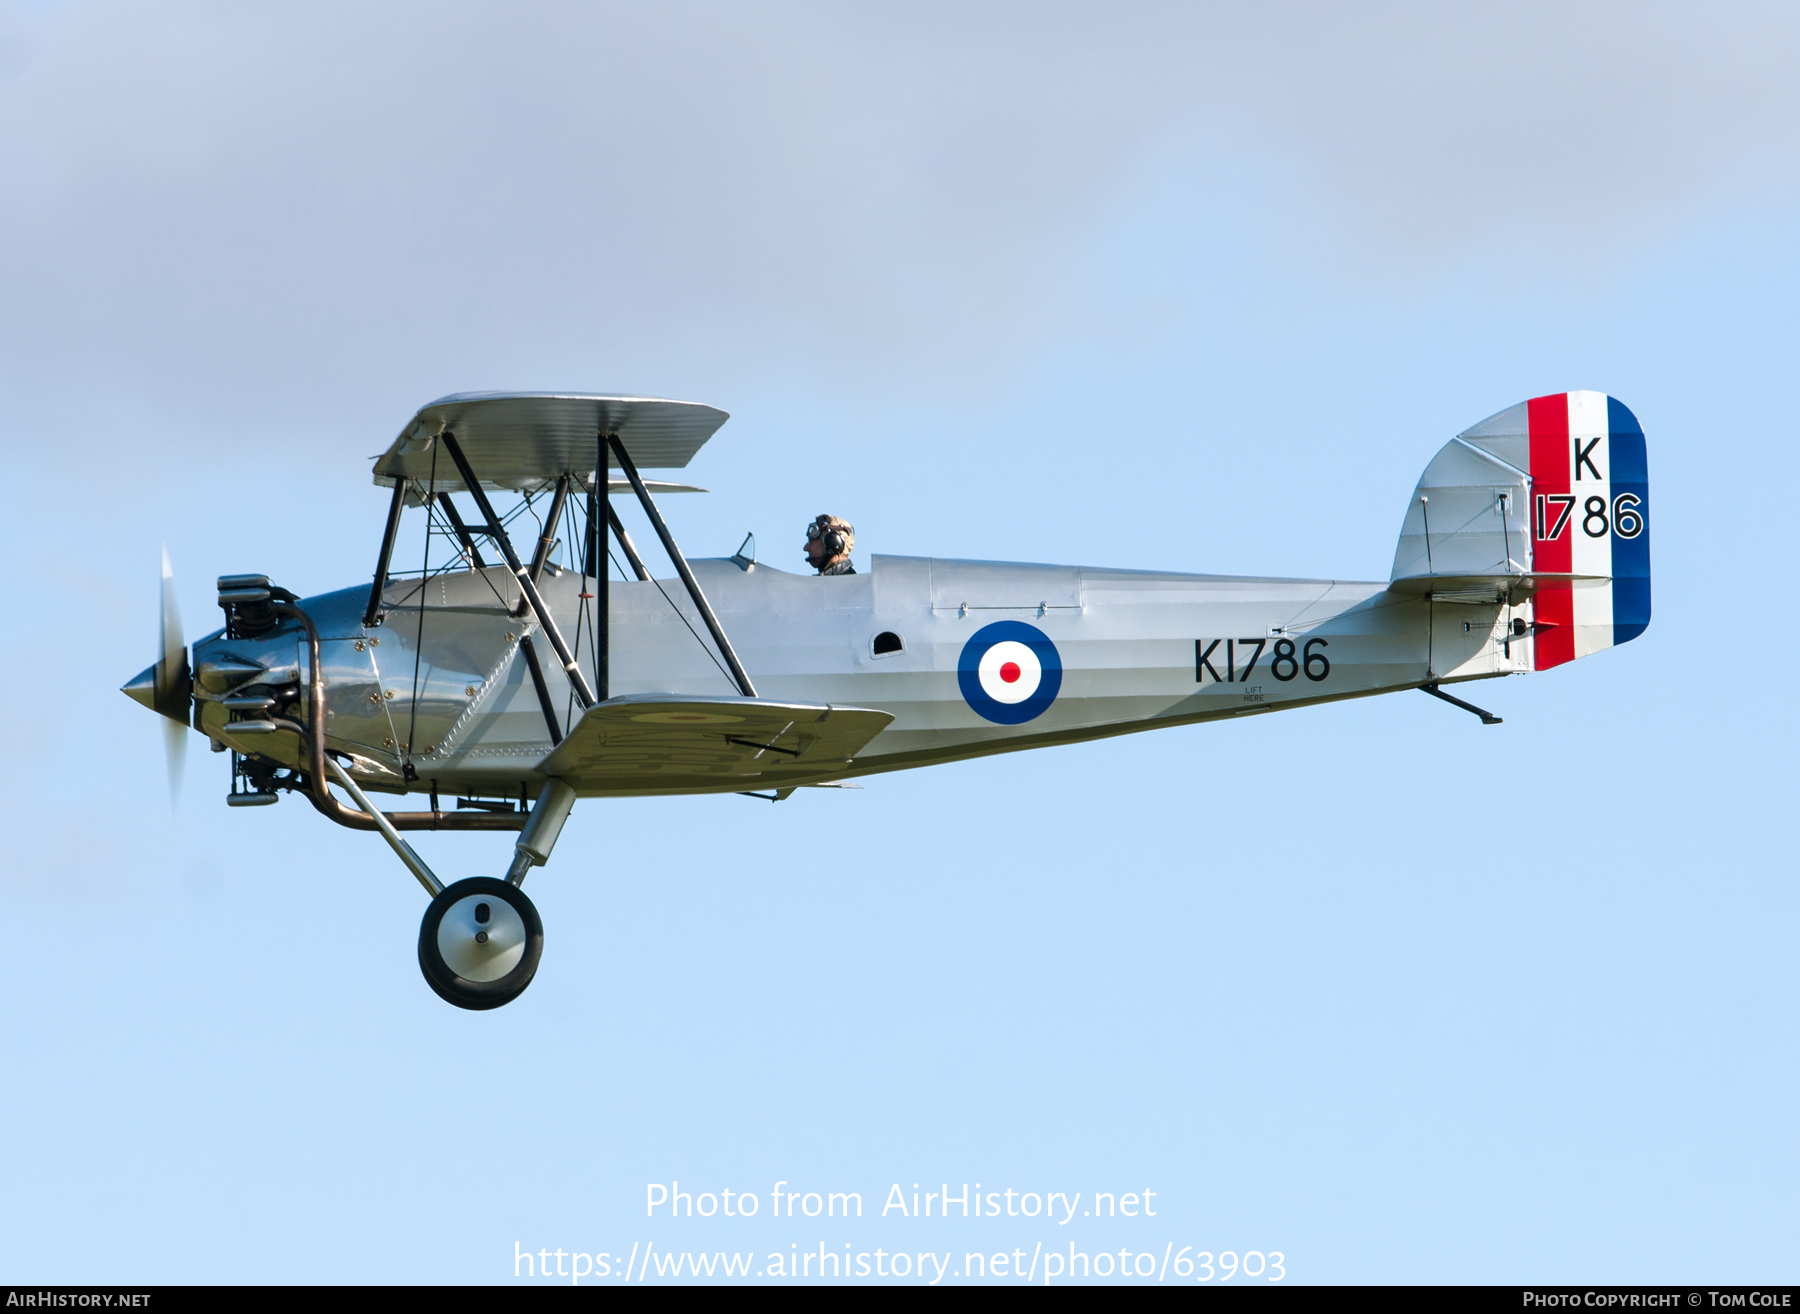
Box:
left=436, top=892, right=527, bottom=982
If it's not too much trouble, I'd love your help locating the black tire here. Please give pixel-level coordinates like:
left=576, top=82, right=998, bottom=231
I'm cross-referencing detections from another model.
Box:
left=418, top=877, right=544, bottom=1011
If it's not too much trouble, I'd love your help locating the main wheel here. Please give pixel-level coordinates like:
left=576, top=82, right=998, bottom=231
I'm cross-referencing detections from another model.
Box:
left=418, top=877, right=544, bottom=1010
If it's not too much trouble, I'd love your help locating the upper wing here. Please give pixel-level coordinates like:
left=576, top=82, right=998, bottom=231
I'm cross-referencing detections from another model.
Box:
left=535, top=694, right=894, bottom=794
left=373, top=392, right=729, bottom=492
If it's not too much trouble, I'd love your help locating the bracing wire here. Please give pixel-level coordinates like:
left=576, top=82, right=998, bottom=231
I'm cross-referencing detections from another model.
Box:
left=384, top=502, right=484, bottom=603
left=613, top=544, right=737, bottom=689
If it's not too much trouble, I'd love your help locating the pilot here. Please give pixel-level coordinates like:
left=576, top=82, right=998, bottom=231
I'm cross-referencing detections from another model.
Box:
left=803, top=514, right=856, bottom=575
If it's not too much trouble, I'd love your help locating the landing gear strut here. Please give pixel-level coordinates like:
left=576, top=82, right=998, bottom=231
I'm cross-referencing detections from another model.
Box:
left=413, top=779, right=576, bottom=1010
left=326, top=751, right=579, bottom=1011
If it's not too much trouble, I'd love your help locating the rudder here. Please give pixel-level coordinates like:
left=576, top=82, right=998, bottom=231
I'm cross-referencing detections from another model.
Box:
left=1393, top=391, right=1652, bottom=671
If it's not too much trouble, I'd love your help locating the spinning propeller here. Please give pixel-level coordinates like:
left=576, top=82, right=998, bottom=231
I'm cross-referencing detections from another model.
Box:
left=121, top=548, right=192, bottom=805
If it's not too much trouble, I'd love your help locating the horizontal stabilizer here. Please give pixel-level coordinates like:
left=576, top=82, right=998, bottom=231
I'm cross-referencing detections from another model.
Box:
left=536, top=694, right=894, bottom=793
left=1388, top=572, right=1611, bottom=603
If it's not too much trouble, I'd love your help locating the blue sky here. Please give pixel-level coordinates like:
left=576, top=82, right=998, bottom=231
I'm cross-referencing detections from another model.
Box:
left=1, top=1, right=1794, bottom=1284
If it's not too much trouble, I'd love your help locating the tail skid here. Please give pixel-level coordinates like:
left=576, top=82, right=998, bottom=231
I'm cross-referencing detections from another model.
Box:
left=1421, top=681, right=1503, bottom=725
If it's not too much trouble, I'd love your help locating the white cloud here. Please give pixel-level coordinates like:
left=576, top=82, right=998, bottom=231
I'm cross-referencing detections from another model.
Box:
left=1, top=0, right=1794, bottom=417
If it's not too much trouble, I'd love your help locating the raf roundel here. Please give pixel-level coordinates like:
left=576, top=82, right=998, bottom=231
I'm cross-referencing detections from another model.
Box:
left=957, top=621, right=1063, bottom=725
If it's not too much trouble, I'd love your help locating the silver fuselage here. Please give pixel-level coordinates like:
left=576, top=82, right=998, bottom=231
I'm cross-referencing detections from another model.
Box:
left=192, top=554, right=1524, bottom=797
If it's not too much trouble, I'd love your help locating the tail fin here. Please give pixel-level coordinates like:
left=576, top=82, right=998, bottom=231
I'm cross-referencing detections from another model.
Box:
left=1390, top=391, right=1651, bottom=670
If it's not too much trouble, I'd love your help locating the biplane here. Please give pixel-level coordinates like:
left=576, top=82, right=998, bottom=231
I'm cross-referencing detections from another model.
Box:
left=124, top=390, right=1650, bottom=1009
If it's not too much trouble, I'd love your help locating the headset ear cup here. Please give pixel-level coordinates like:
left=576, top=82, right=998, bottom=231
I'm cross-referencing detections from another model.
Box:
left=825, top=530, right=844, bottom=556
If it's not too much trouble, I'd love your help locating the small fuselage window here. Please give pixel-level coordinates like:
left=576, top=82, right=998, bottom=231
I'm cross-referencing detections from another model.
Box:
left=872, top=631, right=904, bottom=656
